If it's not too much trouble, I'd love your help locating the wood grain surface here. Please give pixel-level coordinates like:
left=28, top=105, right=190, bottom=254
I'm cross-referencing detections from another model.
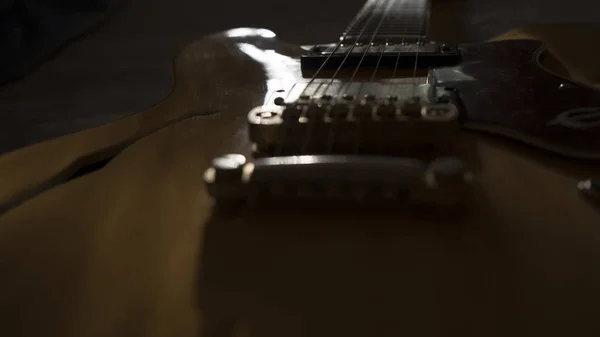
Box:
left=0, top=23, right=600, bottom=337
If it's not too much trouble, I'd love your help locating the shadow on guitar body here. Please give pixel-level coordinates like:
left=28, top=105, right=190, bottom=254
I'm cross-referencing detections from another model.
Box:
left=196, top=195, right=523, bottom=337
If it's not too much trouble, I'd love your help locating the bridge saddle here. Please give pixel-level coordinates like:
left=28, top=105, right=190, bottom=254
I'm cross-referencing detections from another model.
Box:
left=247, top=95, right=460, bottom=156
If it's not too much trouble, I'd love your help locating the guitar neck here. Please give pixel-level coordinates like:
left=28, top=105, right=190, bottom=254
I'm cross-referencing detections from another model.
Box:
left=341, top=0, right=431, bottom=44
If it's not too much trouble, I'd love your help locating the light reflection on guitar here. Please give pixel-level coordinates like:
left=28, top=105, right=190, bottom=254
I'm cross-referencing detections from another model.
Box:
left=1, top=1, right=600, bottom=337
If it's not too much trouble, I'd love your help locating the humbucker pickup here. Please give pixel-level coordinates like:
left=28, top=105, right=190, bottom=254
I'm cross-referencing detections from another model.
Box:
left=301, top=43, right=460, bottom=77
left=203, top=154, right=473, bottom=205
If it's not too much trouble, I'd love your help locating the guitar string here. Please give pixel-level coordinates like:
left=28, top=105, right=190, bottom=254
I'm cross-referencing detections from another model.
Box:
left=370, top=38, right=388, bottom=84
left=343, top=0, right=397, bottom=154
left=292, top=0, right=385, bottom=101
left=323, top=0, right=395, bottom=154
left=368, top=37, right=390, bottom=155
left=272, top=0, right=383, bottom=156
left=411, top=0, right=429, bottom=98
left=369, top=0, right=413, bottom=154
left=378, top=0, right=418, bottom=154
left=294, top=0, right=386, bottom=154
left=389, top=0, right=411, bottom=98
left=350, top=0, right=397, bottom=98
left=320, top=0, right=385, bottom=97
left=346, top=0, right=429, bottom=156
left=266, top=0, right=389, bottom=105
left=276, top=0, right=428, bottom=156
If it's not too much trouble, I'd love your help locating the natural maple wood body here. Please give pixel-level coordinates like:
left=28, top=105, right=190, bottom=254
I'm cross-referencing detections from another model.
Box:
left=0, top=25, right=600, bottom=337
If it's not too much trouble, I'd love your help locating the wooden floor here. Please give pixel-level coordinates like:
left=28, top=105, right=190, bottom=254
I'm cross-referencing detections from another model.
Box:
left=0, top=0, right=599, bottom=154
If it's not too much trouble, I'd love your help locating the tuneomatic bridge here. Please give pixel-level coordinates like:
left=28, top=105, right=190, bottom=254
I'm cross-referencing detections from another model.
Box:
left=205, top=0, right=474, bottom=205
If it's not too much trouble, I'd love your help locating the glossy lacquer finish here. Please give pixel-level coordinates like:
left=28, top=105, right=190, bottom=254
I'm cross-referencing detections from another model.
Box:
left=437, top=39, right=600, bottom=159
left=0, top=27, right=599, bottom=337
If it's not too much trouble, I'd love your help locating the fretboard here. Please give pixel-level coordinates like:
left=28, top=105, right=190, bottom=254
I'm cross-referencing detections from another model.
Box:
left=341, top=0, right=431, bottom=43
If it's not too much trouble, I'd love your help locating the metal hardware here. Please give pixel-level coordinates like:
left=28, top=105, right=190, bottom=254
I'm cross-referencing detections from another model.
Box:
left=301, top=43, right=460, bottom=76
left=204, top=154, right=473, bottom=205
left=248, top=98, right=460, bottom=156
left=578, top=179, right=600, bottom=205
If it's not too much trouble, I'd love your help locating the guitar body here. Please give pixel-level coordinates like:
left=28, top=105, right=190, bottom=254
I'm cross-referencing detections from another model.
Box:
left=1, top=25, right=600, bottom=337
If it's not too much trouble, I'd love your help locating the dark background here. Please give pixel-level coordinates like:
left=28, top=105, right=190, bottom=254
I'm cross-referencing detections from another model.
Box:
left=0, top=0, right=599, bottom=154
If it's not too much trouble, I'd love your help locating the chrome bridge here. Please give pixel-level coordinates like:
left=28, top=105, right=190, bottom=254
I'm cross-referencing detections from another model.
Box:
left=248, top=95, right=460, bottom=156
left=204, top=76, right=471, bottom=206
left=203, top=0, right=473, bottom=207
left=204, top=94, right=471, bottom=205
left=204, top=154, right=473, bottom=206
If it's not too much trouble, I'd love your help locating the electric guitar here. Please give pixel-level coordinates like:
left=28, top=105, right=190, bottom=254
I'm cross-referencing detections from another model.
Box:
left=1, top=0, right=600, bottom=336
